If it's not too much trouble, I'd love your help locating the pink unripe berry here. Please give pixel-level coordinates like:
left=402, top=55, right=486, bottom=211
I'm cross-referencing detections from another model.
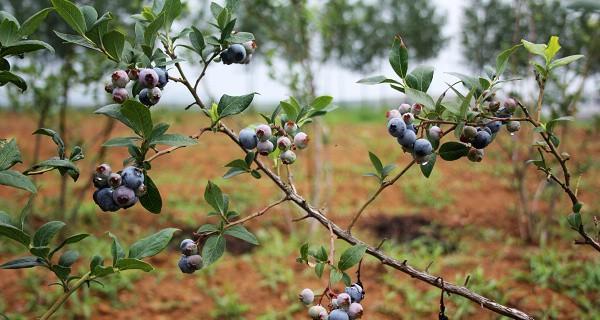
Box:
left=111, top=70, right=129, bottom=88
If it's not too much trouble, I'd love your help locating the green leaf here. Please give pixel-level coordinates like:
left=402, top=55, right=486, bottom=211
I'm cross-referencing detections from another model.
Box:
left=0, top=71, right=27, bottom=91
left=19, top=8, right=54, bottom=37
left=25, top=159, right=79, bottom=180
left=368, top=152, right=383, bottom=176
left=546, top=117, right=574, bottom=134
left=0, top=170, right=37, bottom=193
left=330, top=267, right=343, bottom=284
left=90, top=255, right=104, bottom=271
left=52, top=264, right=71, bottom=280
left=102, top=137, right=139, bottom=147
left=438, top=142, right=469, bottom=161
left=544, top=36, right=561, bottom=64
left=342, top=272, right=352, bottom=286
left=53, top=31, right=98, bottom=50
left=197, top=224, right=218, bottom=234
left=139, top=175, right=162, bottom=214
left=223, top=225, right=259, bottom=245
left=0, top=256, right=43, bottom=269
left=210, top=2, right=224, bottom=18
left=227, top=32, right=254, bottom=43
left=356, top=75, right=401, bottom=85
left=217, top=7, right=230, bottom=29
left=33, top=128, right=65, bottom=157
left=337, top=244, right=367, bottom=271
left=312, top=246, right=328, bottom=262
left=51, top=0, right=87, bottom=35
left=405, top=87, right=435, bottom=111
left=162, top=0, right=182, bottom=30
left=567, top=212, right=582, bottom=229
left=115, top=258, right=153, bottom=272
left=49, top=233, right=89, bottom=259
left=108, top=232, right=125, bottom=266
left=79, top=5, right=97, bottom=29
left=29, top=246, right=50, bottom=258
left=315, top=262, right=324, bottom=278
left=150, top=134, right=197, bottom=147
left=0, top=40, right=54, bottom=57
left=446, top=72, right=480, bottom=90
left=573, top=202, right=583, bottom=213
left=128, top=228, right=179, bottom=260
left=389, top=35, right=408, bottom=79
left=102, top=30, right=125, bottom=62
left=95, top=104, right=135, bottom=129
left=189, top=26, right=205, bottom=52
left=144, top=13, right=164, bottom=47
left=202, top=235, right=226, bottom=266
left=223, top=167, right=248, bottom=179
left=0, top=222, right=30, bottom=247
left=0, top=139, right=22, bottom=170
left=204, top=181, right=225, bottom=213
left=311, top=96, right=333, bottom=110
left=299, top=243, right=309, bottom=262
left=495, top=44, right=521, bottom=76
left=58, top=250, right=79, bottom=267
left=420, top=153, right=436, bottom=178
left=521, top=39, right=546, bottom=59
left=0, top=19, right=19, bottom=46
left=217, top=93, right=256, bottom=120
left=459, top=88, right=475, bottom=120
left=121, top=100, right=153, bottom=138
left=92, top=265, right=115, bottom=277
left=406, top=65, right=434, bottom=92
left=33, top=221, right=65, bottom=247
left=549, top=55, right=584, bottom=70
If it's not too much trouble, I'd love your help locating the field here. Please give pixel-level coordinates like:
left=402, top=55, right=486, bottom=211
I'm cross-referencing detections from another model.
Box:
left=0, top=106, right=599, bottom=319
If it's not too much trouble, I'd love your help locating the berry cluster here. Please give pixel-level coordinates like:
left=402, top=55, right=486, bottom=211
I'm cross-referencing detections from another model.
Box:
left=220, top=40, right=256, bottom=65
left=386, top=103, right=435, bottom=164
left=178, top=239, right=203, bottom=274
left=104, top=67, right=169, bottom=106
left=239, top=120, right=309, bottom=165
left=92, top=164, right=146, bottom=212
left=299, top=284, right=365, bottom=320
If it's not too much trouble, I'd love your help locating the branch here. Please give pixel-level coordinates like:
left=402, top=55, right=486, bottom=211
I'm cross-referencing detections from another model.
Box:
left=146, top=128, right=210, bottom=163
left=223, top=197, right=289, bottom=230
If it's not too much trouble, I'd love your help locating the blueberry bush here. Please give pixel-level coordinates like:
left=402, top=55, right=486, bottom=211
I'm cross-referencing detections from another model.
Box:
left=0, top=1, right=598, bottom=319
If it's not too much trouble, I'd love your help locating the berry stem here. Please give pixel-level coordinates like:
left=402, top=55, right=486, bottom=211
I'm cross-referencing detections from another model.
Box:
left=40, top=272, right=91, bottom=320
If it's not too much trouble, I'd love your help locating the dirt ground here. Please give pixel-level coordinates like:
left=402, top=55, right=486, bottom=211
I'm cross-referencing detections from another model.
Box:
left=0, top=109, right=598, bottom=319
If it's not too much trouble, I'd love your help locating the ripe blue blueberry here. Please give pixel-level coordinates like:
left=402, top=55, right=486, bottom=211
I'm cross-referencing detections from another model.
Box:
left=506, top=121, right=520, bottom=133
left=139, top=87, right=160, bottom=106
left=308, top=305, right=327, bottom=320
left=280, top=150, right=297, bottom=164
left=93, top=175, right=108, bottom=189
left=186, top=254, right=203, bottom=270
left=387, top=117, right=406, bottom=138
left=112, top=88, right=128, bottom=104
left=121, top=166, right=145, bottom=189
left=472, top=130, right=492, bottom=149
left=180, top=239, right=198, bottom=256
left=111, top=70, right=129, bottom=88
left=398, top=103, right=411, bottom=114
left=178, top=255, right=195, bottom=274
left=138, top=68, right=159, bottom=88
left=239, top=128, right=258, bottom=150
left=93, top=188, right=120, bottom=212
left=428, top=126, right=442, bottom=141
left=329, top=309, right=350, bottom=320
left=255, top=124, right=272, bottom=142
left=257, top=140, right=274, bottom=156
left=284, top=121, right=298, bottom=135
left=299, top=288, right=314, bottom=305
left=495, top=107, right=512, bottom=118
left=347, top=303, right=363, bottom=319
left=108, top=173, right=122, bottom=188
left=294, top=132, right=309, bottom=149
left=386, top=109, right=401, bottom=119
left=467, top=148, right=484, bottom=162
left=406, top=123, right=417, bottom=133
left=153, top=67, right=168, bottom=89
left=413, top=139, right=433, bottom=157
left=277, top=136, right=292, bottom=151
left=397, top=129, right=417, bottom=149
left=228, top=44, right=247, bottom=63
left=345, top=284, right=364, bottom=303
left=485, top=120, right=502, bottom=134
left=112, top=186, right=137, bottom=208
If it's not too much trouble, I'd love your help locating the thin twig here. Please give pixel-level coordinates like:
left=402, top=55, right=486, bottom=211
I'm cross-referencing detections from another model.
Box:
left=146, top=128, right=210, bottom=163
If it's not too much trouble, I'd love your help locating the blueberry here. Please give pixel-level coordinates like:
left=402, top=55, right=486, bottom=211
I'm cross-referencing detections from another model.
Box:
left=95, top=164, right=112, bottom=178
left=397, top=129, right=417, bottom=149
left=139, top=87, right=162, bottom=106
left=329, top=309, right=350, bottom=320
left=93, top=188, right=119, bottom=212
left=414, top=139, right=433, bottom=157
left=93, top=175, right=108, bottom=189
left=406, top=123, right=417, bottom=133
left=121, top=166, right=145, bottom=189
left=280, top=150, right=297, bottom=164
left=111, top=70, right=129, bottom=88
left=112, top=88, right=129, bottom=104
left=135, top=184, right=147, bottom=197
left=460, top=126, right=477, bottom=142
left=108, top=173, right=122, bottom=188
left=488, top=100, right=501, bottom=112
left=347, top=303, right=364, bottom=319
left=255, top=124, right=272, bottom=142
left=308, top=305, right=327, bottom=320
left=299, top=288, right=314, bottom=305
left=180, top=239, right=198, bottom=256
left=228, top=44, right=247, bottom=63
left=387, top=117, right=406, bottom=138
left=472, top=130, right=492, bottom=149
left=153, top=67, right=168, bottom=89
left=242, top=40, right=257, bottom=54
left=277, top=136, right=292, bottom=151
left=138, top=68, right=159, bottom=88
left=220, top=50, right=234, bottom=65
left=506, top=121, right=520, bottom=133
left=504, top=97, right=517, bottom=113
left=257, top=140, right=275, bottom=156
left=239, top=128, right=258, bottom=150
left=467, top=148, right=484, bottom=162
left=178, top=255, right=195, bottom=274
left=428, top=125, right=442, bottom=141
left=187, top=254, right=203, bottom=270
left=139, top=88, right=152, bottom=106
left=112, top=186, right=137, bottom=208
left=336, top=293, right=351, bottom=309
left=398, top=103, right=411, bottom=114
left=294, top=132, right=309, bottom=149
left=495, top=107, right=512, bottom=118
left=104, top=82, right=114, bottom=94
left=402, top=112, right=414, bottom=124
left=127, top=69, right=139, bottom=80
left=482, top=126, right=492, bottom=135
left=331, top=298, right=340, bottom=309
left=485, top=120, right=502, bottom=134
left=386, top=109, right=401, bottom=119
left=411, top=103, right=423, bottom=115
left=345, top=283, right=364, bottom=303
left=284, top=121, right=298, bottom=135
left=240, top=53, right=253, bottom=64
